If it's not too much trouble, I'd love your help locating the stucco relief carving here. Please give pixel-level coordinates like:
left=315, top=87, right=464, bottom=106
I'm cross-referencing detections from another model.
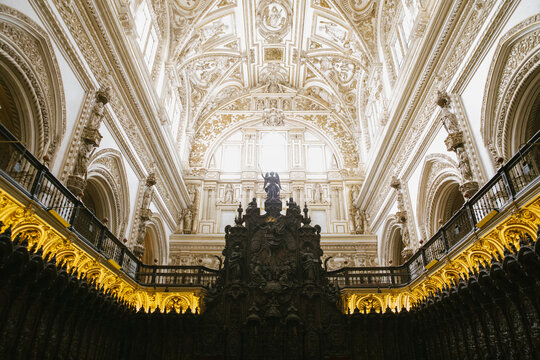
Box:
left=256, top=0, right=292, bottom=43
left=390, top=176, right=414, bottom=259
left=436, top=90, right=478, bottom=198
left=481, top=14, right=540, bottom=161
left=0, top=5, right=66, bottom=160
left=88, top=149, right=130, bottom=239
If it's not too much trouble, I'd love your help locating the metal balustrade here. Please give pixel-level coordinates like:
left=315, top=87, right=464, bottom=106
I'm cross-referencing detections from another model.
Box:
left=0, top=124, right=217, bottom=287
left=0, top=123, right=538, bottom=289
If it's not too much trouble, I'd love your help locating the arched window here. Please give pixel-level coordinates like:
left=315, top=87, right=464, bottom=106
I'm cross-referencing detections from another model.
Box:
left=260, top=131, right=287, bottom=172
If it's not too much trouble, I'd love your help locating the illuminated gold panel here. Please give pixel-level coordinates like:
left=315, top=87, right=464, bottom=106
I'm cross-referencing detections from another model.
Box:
left=342, top=195, right=540, bottom=313
left=0, top=189, right=202, bottom=313
left=2, top=186, right=539, bottom=314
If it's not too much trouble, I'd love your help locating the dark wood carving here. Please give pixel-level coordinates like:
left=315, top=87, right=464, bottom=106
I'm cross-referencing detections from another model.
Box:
left=1, top=193, right=540, bottom=359
left=200, top=184, right=344, bottom=359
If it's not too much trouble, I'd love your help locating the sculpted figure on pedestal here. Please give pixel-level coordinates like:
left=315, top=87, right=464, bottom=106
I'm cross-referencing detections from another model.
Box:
left=262, top=171, right=281, bottom=200
left=73, top=141, right=95, bottom=178
left=183, top=208, right=193, bottom=233
left=224, top=184, right=234, bottom=203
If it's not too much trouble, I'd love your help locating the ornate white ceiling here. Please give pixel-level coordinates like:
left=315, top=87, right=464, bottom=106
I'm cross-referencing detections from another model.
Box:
left=163, top=0, right=379, bottom=172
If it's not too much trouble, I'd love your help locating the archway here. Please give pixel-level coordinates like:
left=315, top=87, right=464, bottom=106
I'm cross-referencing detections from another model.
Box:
left=0, top=5, right=65, bottom=161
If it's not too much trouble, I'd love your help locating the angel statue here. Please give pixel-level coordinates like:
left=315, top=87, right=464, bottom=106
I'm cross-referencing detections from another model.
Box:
left=262, top=171, right=281, bottom=200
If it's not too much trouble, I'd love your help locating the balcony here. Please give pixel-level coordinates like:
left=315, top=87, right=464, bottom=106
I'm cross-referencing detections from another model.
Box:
left=0, top=123, right=538, bottom=293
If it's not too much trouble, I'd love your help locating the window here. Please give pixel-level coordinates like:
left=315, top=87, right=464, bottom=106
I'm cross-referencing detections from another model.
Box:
left=260, top=132, right=287, bottom=172
left=134, top=1, right=158, bottom=69
left=221, top=145, right=241, bottom=172
left=307, top=146, right=325, bottom=172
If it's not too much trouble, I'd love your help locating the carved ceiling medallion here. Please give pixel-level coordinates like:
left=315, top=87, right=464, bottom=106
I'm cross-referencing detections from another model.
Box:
left=256, top=0, right=292, bottom=43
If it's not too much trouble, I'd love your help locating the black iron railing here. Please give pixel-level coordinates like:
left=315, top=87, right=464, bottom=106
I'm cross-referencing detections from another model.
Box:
left=0, top=122, right=538, bottom=289
left=0, top=124, right=217, bottom=288
left=329, top=130, right=539, bottom=288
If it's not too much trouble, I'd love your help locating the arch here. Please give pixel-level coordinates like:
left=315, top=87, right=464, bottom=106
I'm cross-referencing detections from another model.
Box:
left=416, top=154, right=463, bottom=238
left=0, top=4, right=65, bottom=160
left=481, top=14, right=540, bottom=161
left=198, top=116, right=347, bottom=171
left=142, top=214, right=168, bottom=265
left=85, top=149, right=130, bottom=238
left=381, top=215, right=405, bottom=266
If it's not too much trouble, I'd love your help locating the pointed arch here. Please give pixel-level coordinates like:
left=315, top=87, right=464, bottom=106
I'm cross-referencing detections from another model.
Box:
left=481, top=14, right=540, bottom=161
left=381, top=215, right=404, bottom=266
left=143, top=213, right=168, bottom=265
left=85, top=149, right=130, bottom=238
left=0, top=4, right=65, bottom=160
left=417, top=154, right=463, bottom=238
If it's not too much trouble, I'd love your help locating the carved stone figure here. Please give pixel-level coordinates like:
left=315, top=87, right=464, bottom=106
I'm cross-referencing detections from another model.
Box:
left=441, top=108, right=460, bottom=134
left=183, top=209, right=193, bottom=234
left=456, top=147, right=473, bottom=181
left=262, top=171, right=281, bottom=200
left=224, top=184, right=234, bottom=203
left=187, top=183, right=198, bottom=203
left=353, top=208, right=365, bottom=234
left=350, top=184, right=360, bottom=203
left=141, top=184, right=154, bottom=211
left=302, top=247, right=319, bottom=282
left=312, top=183, right=323, bottom=203
left=72, top=141, right=95, bottom=178
left=87, top=87, right=110, bottom=129
left=228, top=244, right=242, bottom=281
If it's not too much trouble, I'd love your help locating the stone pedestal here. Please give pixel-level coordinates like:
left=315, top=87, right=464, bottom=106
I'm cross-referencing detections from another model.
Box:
left=401, top=247, right=414, bottom=261
left=67, top=175, right=86, bottom=197
left=81, top=127, right=103, bottom=147
left=444, top=131, right=463, bottom=151
left=133, top=244, right=145, bottom=259
left=459, top=180, right=479, bottom=199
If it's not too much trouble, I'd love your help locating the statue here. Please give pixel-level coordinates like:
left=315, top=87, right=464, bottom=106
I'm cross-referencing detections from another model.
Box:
left=441, top=109, right=460, bottom=134
left=72, top=141, right=95, bottom=178
left=354, top=209, right=364, bottom=234
left=224, top=184, right=234, bottom=203
left=87, top=101, right=105, bottom=129
left=302, top=247, right=319, bottom=282
left=141, top=185, right=154, bottom=211
left=456, top=147, right=473, bottom=181
left=183, top=209, right=193, bottom=233
left=350, top=184, right=360, bottom=203
left=262, top=171, right=281, bottom=200
left=312, top=183, right=323, bottom=203
left=400, top=224, right=410, bottom=248
left=229, top=244, right=242, bottom=281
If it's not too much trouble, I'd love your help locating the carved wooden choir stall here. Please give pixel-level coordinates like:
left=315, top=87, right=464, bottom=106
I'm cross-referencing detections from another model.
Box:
left=0, top=175, right=539, bottom=359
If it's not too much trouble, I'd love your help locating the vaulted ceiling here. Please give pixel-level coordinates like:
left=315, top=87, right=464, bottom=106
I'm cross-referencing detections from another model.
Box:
left=157, top=0, right=382, bottom=173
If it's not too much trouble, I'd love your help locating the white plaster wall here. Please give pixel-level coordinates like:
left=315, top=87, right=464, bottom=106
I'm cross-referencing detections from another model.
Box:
left=460, top=0, right=540, bottom=178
